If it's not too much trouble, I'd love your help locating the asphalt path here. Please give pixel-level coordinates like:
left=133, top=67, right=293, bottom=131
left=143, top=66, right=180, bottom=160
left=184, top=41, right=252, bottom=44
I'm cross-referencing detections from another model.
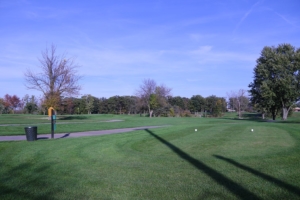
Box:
left=0, top=126, right=168, bottom=142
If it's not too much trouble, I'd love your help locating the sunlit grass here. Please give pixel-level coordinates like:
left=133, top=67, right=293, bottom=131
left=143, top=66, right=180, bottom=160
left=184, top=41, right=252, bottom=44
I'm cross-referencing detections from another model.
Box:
left=1, top=113, right=300, bottom=199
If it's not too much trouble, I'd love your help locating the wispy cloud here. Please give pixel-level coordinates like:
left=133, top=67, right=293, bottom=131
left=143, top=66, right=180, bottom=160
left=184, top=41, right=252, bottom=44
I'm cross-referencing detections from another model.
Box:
left=188, top=46, right=256, bottom=65
left=273, top=11, right=299, bottom=28
left=190, top=46, right=213, bottom=54
left=233, top=1, right=263, bottom=33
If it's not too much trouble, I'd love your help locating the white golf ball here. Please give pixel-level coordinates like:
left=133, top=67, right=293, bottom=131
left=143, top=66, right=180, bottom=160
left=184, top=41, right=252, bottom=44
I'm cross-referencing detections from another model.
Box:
left=195, top=129, right=197, bottom=132
left=251, top=129, right=254, bottom=132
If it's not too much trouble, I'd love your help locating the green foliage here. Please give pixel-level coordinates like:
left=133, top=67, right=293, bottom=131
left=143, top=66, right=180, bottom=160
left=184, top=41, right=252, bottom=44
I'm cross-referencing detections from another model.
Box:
left=169, top=107, right=175, bottom=117
left=23, top=95, right=38, bottom=114
left=249, top=43, right=300, bottom=120
left=189, top=95, right=206, bottom=112
left=84, top=94, right=94, bottom=114
left=168, top=96, right=190, bottom=110
left=98, top=96, right=138, bottom=115
left=212, top=99, right=223, bottom=117
left=205, top=95, right=226, bottom=116
left=149, top=94, right=158, bottom=110
left=25, top=102, right=38, bottom=114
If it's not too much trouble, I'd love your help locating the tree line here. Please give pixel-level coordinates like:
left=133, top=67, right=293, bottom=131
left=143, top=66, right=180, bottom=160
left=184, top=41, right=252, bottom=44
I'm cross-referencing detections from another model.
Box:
left=6, top=43, right=299, bottom=120
left=0, top=93, right=233, bottom=117
left=15, top=45, right=242, bottom=117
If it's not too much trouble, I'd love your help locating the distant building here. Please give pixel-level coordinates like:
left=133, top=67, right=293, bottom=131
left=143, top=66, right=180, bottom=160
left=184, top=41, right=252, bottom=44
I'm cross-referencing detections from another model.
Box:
left=294, top=107, right=300, bottom=112
left=227, top=109, right=236, bottom=112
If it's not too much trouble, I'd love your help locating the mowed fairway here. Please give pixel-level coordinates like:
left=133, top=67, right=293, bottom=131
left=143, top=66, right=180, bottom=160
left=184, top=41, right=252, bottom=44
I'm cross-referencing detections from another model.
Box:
left=0, top=114, right=300, bottom=199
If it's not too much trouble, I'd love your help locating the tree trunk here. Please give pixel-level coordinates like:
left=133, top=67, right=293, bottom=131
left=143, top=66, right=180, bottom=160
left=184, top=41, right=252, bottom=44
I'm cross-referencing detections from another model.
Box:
left=149, top=110, right=153, bottom=118
left=147, top=104, right=153, bottom=118
left=282, top=107, right=290, bottom=120
left=238, top=102, right=241, bottom=119
left=272, top=111, right=276, bottom=120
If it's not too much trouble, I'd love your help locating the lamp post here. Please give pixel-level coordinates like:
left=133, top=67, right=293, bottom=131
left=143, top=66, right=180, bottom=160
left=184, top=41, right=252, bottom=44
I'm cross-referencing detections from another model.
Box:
left=48, top=107, right=56, bottom=139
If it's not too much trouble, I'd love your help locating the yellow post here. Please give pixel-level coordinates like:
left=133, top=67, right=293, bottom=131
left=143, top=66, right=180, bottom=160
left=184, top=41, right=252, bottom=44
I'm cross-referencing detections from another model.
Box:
left=48, top=107, right=54, bottom=117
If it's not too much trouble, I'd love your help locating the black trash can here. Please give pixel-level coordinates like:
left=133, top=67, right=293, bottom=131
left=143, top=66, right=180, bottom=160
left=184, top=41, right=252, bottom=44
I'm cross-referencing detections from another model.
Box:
left=24, top=126, right=37, bottom=141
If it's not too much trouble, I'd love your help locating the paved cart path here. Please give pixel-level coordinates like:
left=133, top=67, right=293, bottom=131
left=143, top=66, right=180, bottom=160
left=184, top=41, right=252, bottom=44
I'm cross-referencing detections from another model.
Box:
left=0, top=126, right=168, bottom=141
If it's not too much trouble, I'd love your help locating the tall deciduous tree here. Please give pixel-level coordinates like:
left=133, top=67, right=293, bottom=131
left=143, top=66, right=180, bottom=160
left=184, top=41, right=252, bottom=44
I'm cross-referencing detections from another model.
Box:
left=227, top=89, right=249, bottom=119
left=189, top=95, right=206, bottom=113
left=136, top=79, right=171, bottom=117
left=205, top=95, right=226, bottom=117
left=84, top=94, right=94, bottom=114
left=23, top=95, right=38, bottom=114
left=24, top=45, right=82, bottom=110
left=3, top=94, right=21, bottom=114
left=137, top=79, right=156, bottom=117
left=249, top=44, right=300, bottom=120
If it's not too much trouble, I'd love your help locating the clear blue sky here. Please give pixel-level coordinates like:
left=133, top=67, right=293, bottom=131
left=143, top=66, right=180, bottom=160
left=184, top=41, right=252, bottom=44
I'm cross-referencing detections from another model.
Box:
left=1, top=0, right=300, bottom=99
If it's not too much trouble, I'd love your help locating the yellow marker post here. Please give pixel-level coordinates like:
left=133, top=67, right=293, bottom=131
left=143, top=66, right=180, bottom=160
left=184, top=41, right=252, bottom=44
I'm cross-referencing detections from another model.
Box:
left=48, top=107, right=54, bottom=117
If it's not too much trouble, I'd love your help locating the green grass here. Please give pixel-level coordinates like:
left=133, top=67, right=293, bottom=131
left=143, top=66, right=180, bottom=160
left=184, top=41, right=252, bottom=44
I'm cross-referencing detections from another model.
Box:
left=0, top=114, right=172, bottom=135
left=0, top=114, right=238, bottom=136
left=1, top=113, right=300, bottom=199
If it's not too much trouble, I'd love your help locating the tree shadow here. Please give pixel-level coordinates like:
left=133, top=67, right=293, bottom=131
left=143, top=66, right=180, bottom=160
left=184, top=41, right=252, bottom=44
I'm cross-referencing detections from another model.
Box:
left=37, top=137, right=49, bottom=140
left=144, top=129, right=261, bottom=200
left=220, top=113, right=265, bottom=123
left=223, top=113, right=300, bottom=124
left=225, top=117, right=300, bottom=124
left=0, top=161, right=60, bottom=199
left=60, top=133, right=70, bottom=138
left=214, top=155, right=300, bottom=197
left=59, top=116, right=88, bottom=120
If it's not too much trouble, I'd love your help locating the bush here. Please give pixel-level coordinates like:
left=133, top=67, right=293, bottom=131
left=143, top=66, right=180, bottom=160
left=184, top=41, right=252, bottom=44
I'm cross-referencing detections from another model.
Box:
left=180, top=110, right=192, bottom=117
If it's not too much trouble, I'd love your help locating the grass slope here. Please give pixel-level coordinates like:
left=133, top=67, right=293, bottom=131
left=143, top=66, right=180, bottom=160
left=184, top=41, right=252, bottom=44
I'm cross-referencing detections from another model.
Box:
left=0, top=113, right=300, bottom=199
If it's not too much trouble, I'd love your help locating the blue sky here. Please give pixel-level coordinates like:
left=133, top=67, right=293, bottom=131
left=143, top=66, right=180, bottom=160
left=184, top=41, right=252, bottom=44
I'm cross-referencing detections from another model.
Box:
left=1, top=0, right=300, bottom=99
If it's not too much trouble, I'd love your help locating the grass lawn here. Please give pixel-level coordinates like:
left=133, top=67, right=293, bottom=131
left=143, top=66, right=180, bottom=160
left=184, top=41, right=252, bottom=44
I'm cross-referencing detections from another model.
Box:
left=0, top=113, right=300, bottom=199
left=0, top=114, right=179, bottom=136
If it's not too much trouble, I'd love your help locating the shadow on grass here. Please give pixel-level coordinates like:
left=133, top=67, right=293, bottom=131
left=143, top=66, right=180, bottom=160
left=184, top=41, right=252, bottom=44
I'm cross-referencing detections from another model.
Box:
left=226, top=117, right=300, bottom=124
left=214, top=155, right=300, bottom=197
left=223, top=113, right=300, bottom=124
left=222, top=113, right=266, bottom=122
left=0, top=162, right=58, bottom=200
left=60, top=133, right=70, bottom=138
left=37, top=137, right=49, bottom=140
left=242, top=113, right=262, bottom=119
left=145, top=129, right=261, bottom=200
left=59, top=116, right=88, bottom=120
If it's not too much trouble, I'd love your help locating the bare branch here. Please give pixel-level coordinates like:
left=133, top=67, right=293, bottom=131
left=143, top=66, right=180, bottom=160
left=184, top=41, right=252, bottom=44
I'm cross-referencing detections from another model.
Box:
left=136, top=79, right=172, bottom=117
left=24, top=44, right=82, bottom=109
